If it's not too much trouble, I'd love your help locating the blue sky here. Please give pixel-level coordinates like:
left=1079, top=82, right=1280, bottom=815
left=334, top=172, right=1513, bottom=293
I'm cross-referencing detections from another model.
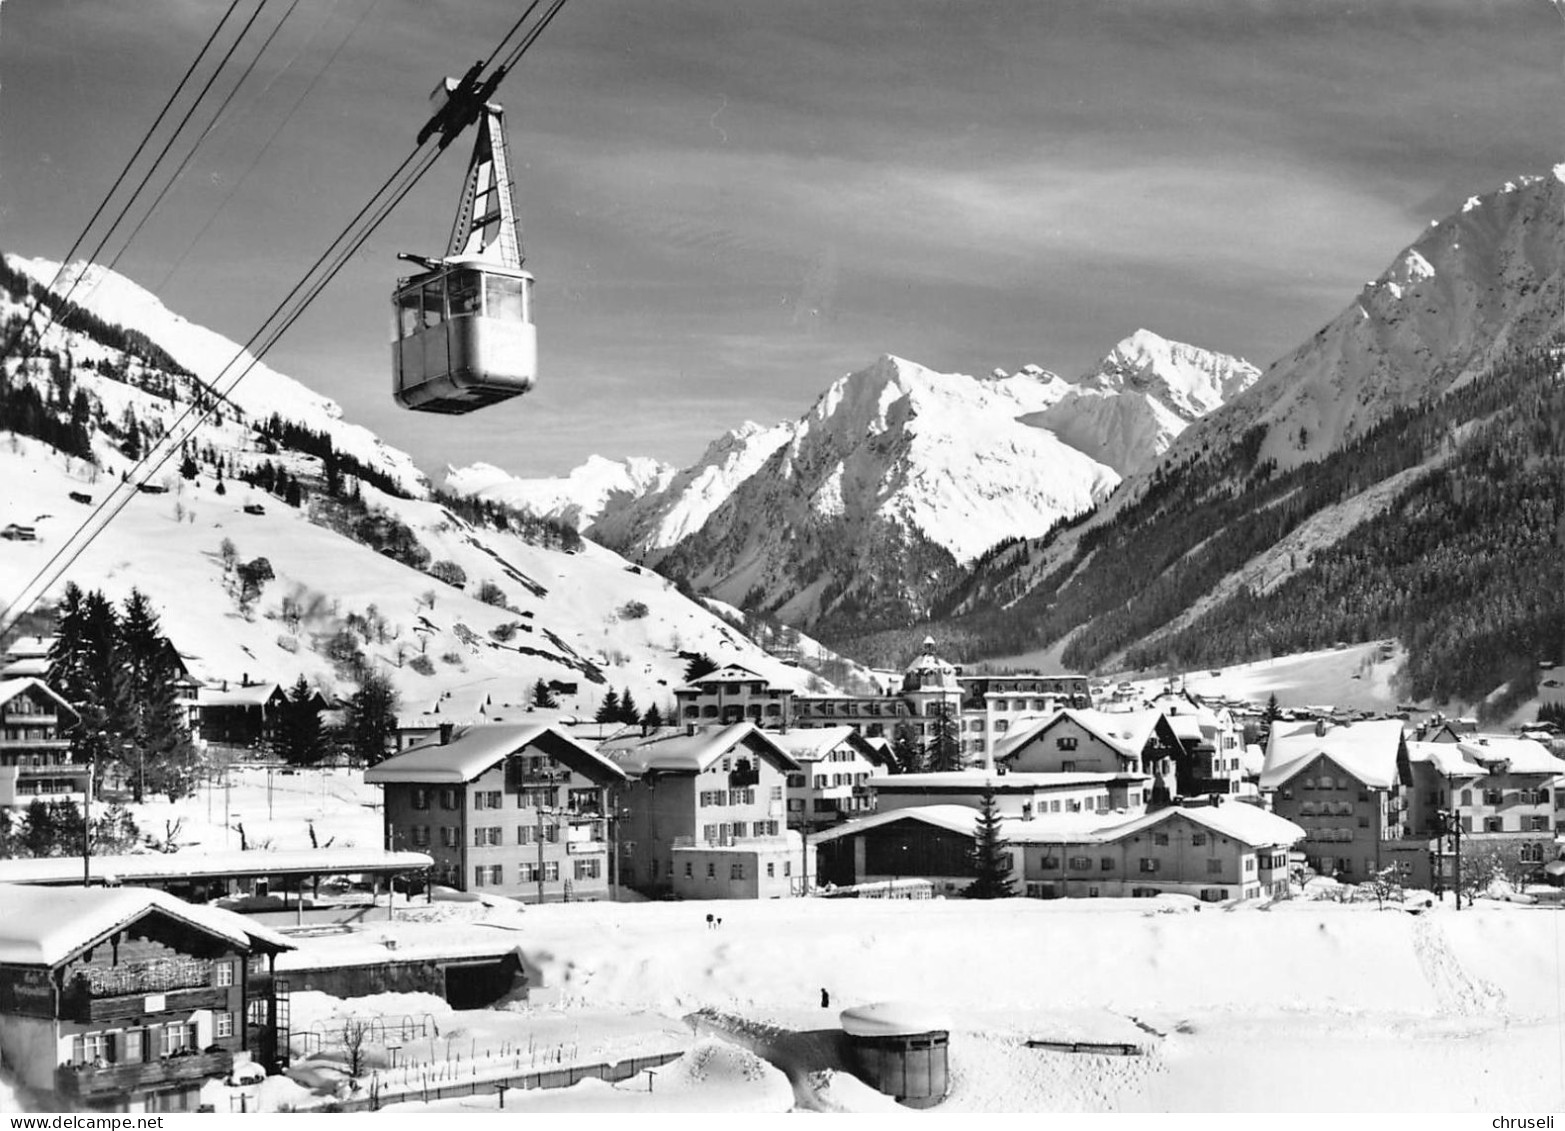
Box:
left=1, top=0, right=1561, bottom=477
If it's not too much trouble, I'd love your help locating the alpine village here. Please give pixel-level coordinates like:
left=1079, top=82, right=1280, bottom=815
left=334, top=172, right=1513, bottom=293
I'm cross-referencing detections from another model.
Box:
left=1, top=1, right=1564, bottom=1117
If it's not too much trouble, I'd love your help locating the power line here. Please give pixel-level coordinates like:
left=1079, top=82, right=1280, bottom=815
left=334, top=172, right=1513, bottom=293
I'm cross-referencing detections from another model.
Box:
left=0, top=0, right=247, bottom=365
left=1, top=1, right=576, bottom=636
left=11, top=0, right=275, bottom=364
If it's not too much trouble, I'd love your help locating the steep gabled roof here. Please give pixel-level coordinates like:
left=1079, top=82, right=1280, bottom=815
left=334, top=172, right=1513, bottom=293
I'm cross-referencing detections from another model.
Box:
left=0, top=885, right=294, bottom=968
left=598, top=722, right=800, bottom=776
left=808, top=804, right=982, bottom=845
left=364, top=723, right=625, bottom=785
left=1089, top=802, right=1305, bottom=849
left=1406, top=740, right=1485, bottom=778
left=766, top=726, right=888, bottom=767
left=0, top=677, right=79, bottom=725
left=996, top=708, right=1173, bottom=764
left=1261, top=719, right=1406, bottom=790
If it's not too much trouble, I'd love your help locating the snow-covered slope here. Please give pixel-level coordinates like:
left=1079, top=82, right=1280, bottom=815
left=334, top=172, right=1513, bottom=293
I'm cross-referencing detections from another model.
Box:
left=588, top=421, right=795, bottom=560
left=444, top=455, right=677, bottom=532
left=657, top=354, right=1121, bottom=629
left=0, top=256, right=831, bottom=716
left=10, top=257, right=427, bottom=497
left=1024, top=330, right=1259, bottom=476
left=1181, top=166, right=1565, bottom=472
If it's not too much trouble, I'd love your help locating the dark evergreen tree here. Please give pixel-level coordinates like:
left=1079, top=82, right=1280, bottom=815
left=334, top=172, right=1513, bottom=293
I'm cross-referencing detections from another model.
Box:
left=346, top=669, right=399, bottom=765
left=595, top=688, right=621, bottom=724
left=890, top=722, right=925, bottom=774
left=531, top=679, right=557, bottom=709
left=274, top=675, right=326, bottom=766
left=617, top=687, right=639, bottom=725
left=924, top=700, right=963, bottom=772
left=964, top=786, right=1013, bottom=899
left=683, top=653, right=719, bottom=682
left=641, top=703, right=664, bottom=729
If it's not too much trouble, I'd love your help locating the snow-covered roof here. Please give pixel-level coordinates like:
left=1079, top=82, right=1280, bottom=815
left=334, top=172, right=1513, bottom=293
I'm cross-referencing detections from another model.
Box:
left=840, top=1001, right=952, bottom=1038
left=1100, top=802, right=1306, bottom=849
left=996, top=708, right=1171, bottom=763
left=0, top=885, right=294, bottom=967
left=0, top=848, right=434, bottom=887
left=1406, top=741, right=1485, bottom=778
left=364, top=723, right=625, bottom=785
left=0, top=677, right=78, bottom=721
left=808, top=805, right=981, bottom=845
left=1456, top=738, right=1565, bottom=777
left=197, top=683, right=281, bottom=708
left=869, top=771, right=1143, bottom=793
left=1261, top=719, right=1406, bottom=790
left=679, top=664, right=766, bottom=689
left=1, top=635, right=55, bottom=659
left=598, top=722, right=800, bottom=775
left=766, top=726, right=886, bottom=766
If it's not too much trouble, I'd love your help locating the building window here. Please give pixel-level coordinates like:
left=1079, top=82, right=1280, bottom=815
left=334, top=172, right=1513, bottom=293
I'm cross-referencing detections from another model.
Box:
left=731, top=863, right=745, bottom=880
left=574, top=858, right=601, bottom=880
left=1485, top=817, right=1503, bottom=833
left=1061, top=760, right=1076, bottom=773
left=1533, top=816, right=1551, bottom=832
left=732, top=821, right=748, bottom=839
left=216, top=1012, right=234, bottom=1039
left=1100, top=858, right=1114, bottom=872
left=124, top=1028, right=144, bottom=1063
left=1057, top=737, right=1078, bottom=751
left=1068, top=856, right=1092, bottom=871
left=707, top=863, right=716, bottom=879
left=685, top=862, right=693, bottom=877
left=544, top=862, right=559, bottom=882
left=1139, top=858, right=1160, bottom=873
left=519, top=825, right=537, bottom=845
left=412, top=788, right=430, bottom=810
left=1153, top=833, right=1169, bottom=847
left=440, top=827, right=458, bottom=848
left=767, top=862, right=776, bottom=877
left=161, top=1023, right=194, bottom=1057
left=215, top=962, right=234, bottom=988
left=411, top=825, right=431, bottom=847
left=1191, top=833, right=1207, bottom=847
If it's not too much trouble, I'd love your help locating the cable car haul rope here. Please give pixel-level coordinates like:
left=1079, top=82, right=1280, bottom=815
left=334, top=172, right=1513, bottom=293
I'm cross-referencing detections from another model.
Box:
left=0, top=0, right=572, bottom=637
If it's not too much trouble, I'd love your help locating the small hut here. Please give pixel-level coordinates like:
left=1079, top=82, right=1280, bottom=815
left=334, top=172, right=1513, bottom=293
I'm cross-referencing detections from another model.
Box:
left=839, top=1001, right=950, bottom=1108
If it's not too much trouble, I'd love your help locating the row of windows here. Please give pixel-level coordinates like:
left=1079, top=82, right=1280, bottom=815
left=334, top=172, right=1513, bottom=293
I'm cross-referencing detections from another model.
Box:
left=70, top=1020, right=215, bottom=1068
left=412, top=785, right=597, bottom=811
left=698, top=787, right=760, bottom=807
left=631, top=858, right=793, bottom=882
left=1037, top=856, right=1233, bottom=875
left=471, top=859, right=602, bottom=885
left=1298, top=801, right=1363, bottom=817
left=408, top=824, right=604, bottom=849
left=699, top=820, right=781, bottom=842
left=1463, top=788, right=1551, bottom=807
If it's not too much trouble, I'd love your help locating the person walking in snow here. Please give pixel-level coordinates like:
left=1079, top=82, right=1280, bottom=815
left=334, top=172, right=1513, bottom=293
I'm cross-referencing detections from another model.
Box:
left=820, top=988, right=830, bottom=1008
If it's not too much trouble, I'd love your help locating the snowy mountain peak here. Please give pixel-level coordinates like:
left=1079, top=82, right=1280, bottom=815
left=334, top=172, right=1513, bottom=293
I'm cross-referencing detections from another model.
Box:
left=1080, top=329, right=1260, bottom=420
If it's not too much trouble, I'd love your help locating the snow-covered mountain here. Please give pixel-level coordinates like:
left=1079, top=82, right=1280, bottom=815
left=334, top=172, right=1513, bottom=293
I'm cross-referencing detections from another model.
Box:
left=446, top=333, right=1257, bottom=639
left=1185, top=166, right=1565, bottom=472
left=444, top=455, right=677, bottom=532
left=10, top=257, right=427, bottom=497
left=1024, top=330, right=1260, bottom=476
left=653, top=354, right=1122, bottom=630
left=0, top=254, right=861, bottom=715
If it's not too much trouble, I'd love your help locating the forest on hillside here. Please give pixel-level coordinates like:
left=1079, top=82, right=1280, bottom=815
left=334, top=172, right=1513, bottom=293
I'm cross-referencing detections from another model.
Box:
left=847, top=339, right=1564, bottom=715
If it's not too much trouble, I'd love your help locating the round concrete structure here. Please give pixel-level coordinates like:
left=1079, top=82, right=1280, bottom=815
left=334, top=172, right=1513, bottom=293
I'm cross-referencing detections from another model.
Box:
left=839, top=1002, right=951, bottom=1108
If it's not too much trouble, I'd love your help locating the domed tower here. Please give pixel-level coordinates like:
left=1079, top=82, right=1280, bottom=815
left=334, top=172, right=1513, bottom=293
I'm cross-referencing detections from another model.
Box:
left=901, top=637, right=965, bottom=768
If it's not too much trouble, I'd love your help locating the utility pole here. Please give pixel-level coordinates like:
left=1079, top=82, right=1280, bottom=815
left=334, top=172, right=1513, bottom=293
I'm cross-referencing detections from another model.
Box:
left=81, top=763, right=92, bottom=886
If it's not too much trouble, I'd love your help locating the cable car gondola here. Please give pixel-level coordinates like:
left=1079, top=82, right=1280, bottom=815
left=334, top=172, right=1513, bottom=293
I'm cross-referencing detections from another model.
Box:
left=393, top=87, right=535, bottom=414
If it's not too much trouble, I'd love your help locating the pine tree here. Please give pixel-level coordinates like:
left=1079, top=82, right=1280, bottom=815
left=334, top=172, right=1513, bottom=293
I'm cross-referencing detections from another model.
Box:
left=1260, top=693, right=1282, bottom=747
left=964, top=786, right=1013, bottom=899
left=925, top=700, right=963, bottom=772
left=617, top=687, right=639, bottom=724
left=683, top=653, right=719, bottom=681
left=274, top=676, right=326, bottom=767
left=595, top=688, right=621, bottom=724
left=347, top=669, right=399, bottom=765
left=641, top=703, right=664, bottom=729
left=532, top=679, right=557, bottom=709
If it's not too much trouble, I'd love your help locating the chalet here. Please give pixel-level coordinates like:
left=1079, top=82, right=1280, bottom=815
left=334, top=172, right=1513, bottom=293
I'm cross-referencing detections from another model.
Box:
left=0, top=678, right=84, bottom=811
left=995, top=708, right=1186, bottom=798
left=768, top=726, right=888, bottom=830
left=365, top=723, right=624, bottom=903
left=599, top=723, right=806, bottom=899
left=0, top=885, right=292, bottom=1113
left=1016, top=801, right=1302, bottom=902
left=1148, top=690, right=1245, bottom=797
left=191, top=681, right=283, bottom=749
left=1261, top=719, right=1411, bottom=881
left=957, top=672, right=1092, bottom=764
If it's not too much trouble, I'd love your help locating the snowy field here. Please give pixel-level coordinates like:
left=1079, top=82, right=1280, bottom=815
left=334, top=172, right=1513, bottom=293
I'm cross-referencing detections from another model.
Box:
left=224, top=896, right=1565, bottom=1113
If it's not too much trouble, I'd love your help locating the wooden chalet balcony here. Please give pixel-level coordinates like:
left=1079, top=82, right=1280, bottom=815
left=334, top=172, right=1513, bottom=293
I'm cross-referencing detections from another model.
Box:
left=4, top=711, right=59, bottom=726
left=61, top=982, right=229, bottom=1024
left=55, top=1049, right=233, bottom=1102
